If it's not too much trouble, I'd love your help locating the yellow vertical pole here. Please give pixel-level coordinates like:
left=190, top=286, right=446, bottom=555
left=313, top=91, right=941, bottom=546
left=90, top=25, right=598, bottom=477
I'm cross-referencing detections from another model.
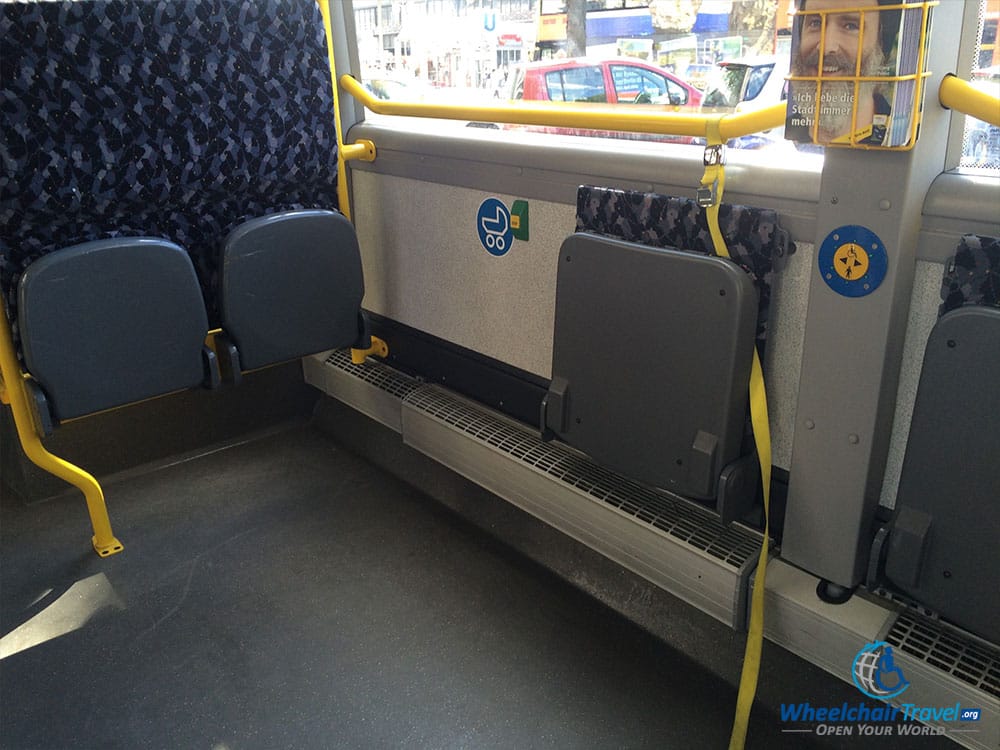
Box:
left=315, top=1, right=387, bottom=363
left=317, top=0, right=353, bottom=221
left=0, top=310, right=123, bottom=556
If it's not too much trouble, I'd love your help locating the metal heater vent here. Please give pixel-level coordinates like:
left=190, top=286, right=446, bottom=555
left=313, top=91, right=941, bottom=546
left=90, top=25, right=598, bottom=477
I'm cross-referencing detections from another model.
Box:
left=324, top=350, right=421, bottom=400
left=405, top=387, right=761, bottom=571
left=887, top=609, right=1000, bottom=699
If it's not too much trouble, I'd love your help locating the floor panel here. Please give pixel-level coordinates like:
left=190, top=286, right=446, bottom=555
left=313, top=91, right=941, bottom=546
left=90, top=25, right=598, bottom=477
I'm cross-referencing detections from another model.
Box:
left=0, top=425, right=954, bottom=749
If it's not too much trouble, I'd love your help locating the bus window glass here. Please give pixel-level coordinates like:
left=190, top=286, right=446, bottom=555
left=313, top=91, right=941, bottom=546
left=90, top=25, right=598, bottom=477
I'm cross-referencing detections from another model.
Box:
left=702, top=65, right=748, bottom=109
left=353, top=0, right=799, bottom=150
left=961, top=1, right=1000, bottom=170
left=349, top=0, right=994, bottom=164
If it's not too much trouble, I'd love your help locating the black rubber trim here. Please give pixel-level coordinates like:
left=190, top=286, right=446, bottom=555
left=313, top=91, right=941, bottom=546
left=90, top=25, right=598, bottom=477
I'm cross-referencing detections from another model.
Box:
left=367, top=312, right=549, bottom=428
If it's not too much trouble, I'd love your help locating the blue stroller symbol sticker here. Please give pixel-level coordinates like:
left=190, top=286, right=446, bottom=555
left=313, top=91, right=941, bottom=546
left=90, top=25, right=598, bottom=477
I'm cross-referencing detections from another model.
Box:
left=477, top=198, right=513, bottom=256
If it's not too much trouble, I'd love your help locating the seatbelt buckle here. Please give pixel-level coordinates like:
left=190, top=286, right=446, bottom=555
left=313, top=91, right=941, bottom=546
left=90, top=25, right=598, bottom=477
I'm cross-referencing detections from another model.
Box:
left=697, top=182, right=718, bottom=208
left=703, top=144, right=726, bottom=166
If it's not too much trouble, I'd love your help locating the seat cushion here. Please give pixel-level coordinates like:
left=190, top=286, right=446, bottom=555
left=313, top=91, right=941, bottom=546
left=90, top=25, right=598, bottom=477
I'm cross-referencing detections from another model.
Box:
left=219, top=210, right=365, bottom=371
left=18, top=238, right=209, bottom=421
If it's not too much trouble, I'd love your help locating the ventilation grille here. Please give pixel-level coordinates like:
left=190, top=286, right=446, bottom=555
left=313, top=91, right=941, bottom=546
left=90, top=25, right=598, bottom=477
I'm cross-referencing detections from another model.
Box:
left=406, top=387, right=762, bottom=570
left=887, top=609, right=1000, bottom=698
left=324, top=350, right=420, bottom=400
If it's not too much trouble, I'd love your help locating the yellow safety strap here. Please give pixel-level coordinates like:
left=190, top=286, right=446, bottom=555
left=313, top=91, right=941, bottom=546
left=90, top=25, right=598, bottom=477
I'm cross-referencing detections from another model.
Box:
left=699, top=122, right=772, bottom=750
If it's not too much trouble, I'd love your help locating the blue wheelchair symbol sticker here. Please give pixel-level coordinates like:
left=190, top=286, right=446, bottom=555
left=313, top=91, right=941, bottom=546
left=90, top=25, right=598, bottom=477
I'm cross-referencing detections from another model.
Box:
left=477, top=198, right=513, bottom=257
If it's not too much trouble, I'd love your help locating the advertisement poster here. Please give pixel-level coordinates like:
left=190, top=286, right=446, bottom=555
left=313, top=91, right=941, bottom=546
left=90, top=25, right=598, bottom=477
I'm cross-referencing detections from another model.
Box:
left=785, top=1, right=930, bottom=148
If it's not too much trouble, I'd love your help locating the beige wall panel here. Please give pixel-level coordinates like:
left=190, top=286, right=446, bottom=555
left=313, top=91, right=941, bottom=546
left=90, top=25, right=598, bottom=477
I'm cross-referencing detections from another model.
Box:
left=878, top=260, right=946, bottom=509
left=354, top=172, right=573, bottom=378
left=765, top=242, right=813, bottom=471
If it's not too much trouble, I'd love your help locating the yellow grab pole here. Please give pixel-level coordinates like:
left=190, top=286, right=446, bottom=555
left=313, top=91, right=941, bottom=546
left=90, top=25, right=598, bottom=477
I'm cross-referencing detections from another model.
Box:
left=339, top=74, right=787, bottom=143
left=345, top=74, right=718, bottom=139
left=939, top=74, right=1000, bottom=127
left=718, top=103, right=788, bottom=142
left=315, top=2, right=387, bottom=364
left=317, top=0, right=350, bottom=219
left=340, top=140, right=377, bottom=163
left=0, top=310, right=123, bottom=556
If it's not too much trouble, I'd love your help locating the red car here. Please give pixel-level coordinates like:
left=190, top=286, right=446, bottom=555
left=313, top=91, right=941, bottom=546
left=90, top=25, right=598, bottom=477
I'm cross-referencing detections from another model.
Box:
left=501, top=57, right=702, bottom=142
left=509, top=57, right=702, bottom=107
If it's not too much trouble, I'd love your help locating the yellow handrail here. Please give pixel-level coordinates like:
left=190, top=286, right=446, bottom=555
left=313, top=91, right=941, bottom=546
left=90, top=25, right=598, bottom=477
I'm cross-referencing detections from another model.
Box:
left=339, top=74, right=787, bottom=145
left=343, top=71, right=1000, bottom=148
left=939, top=74, right=1000, bottom=127
left=0, top=311, right=123, bottom=557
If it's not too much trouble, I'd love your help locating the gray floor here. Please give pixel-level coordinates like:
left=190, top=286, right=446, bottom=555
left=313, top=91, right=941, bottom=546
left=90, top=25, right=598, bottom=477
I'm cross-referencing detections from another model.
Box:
left=0, top=423, right=957, bottom=750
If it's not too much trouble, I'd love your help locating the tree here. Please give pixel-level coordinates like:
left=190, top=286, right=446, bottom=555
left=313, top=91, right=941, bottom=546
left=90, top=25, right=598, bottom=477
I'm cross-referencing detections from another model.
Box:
left=650, top=0, right=704, bottom=33
left=566, top=0, right=586, bottom=57
left=730, top=0, right=780, bottom=56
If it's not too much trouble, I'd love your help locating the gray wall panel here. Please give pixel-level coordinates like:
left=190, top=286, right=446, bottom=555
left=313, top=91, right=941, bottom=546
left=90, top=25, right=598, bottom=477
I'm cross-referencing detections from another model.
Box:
left=352, top=171, right=815, bottom=471
left=919, top=172, right=1000, bottom=263
left=345, top=121, right=997, bottom=497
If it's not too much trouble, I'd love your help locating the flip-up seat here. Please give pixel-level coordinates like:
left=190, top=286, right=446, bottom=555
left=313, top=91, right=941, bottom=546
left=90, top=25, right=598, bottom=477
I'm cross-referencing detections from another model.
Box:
left=542, top=186, right=791, bottom=521
left=219, top=209, right=368, bottom=373
left=17, top=238, right=215, bottom=425
left=882, top=234, right=1000, bottom=643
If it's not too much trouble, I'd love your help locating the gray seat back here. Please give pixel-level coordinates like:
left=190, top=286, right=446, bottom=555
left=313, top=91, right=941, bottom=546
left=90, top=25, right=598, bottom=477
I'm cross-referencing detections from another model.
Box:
left=543, top=232, right=758, bottom=502
left=219, top=210, right=366, bottom=371
left=18, top=238, right=209, bottom=421
left=885, top=305, right=1000, bottom=643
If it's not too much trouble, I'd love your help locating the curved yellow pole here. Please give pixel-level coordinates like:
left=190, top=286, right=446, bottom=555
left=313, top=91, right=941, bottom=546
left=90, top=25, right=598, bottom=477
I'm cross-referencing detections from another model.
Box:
left=719, top=103, right=788, bottom=142
left=339, top=74, right=787, bottom=143
left=315, top=1, right=388, bottom=364
left=316, top=1, right=378, bottom=217
left=0, top=311, right=123, bottom=556
left=940, top=74, right=1000, bottom=127
left=317, top=0, right=352, bottom=219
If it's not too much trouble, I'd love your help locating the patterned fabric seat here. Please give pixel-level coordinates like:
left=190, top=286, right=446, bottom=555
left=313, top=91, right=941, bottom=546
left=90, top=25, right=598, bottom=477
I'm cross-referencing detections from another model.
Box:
left=0, top=0, right=341, bottom=330
left=575, top=185, right=793, bottom=350
left=939, top=234, right=1000, bottom=315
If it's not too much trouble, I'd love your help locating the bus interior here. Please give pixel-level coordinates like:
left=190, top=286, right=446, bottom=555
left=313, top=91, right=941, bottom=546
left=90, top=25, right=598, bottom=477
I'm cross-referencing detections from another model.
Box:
left=1, top=1, right=998, bottom=748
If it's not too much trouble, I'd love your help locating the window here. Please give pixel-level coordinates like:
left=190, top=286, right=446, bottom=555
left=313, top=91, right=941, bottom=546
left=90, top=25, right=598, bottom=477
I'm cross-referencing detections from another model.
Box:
left=610, top=65, right=688, bottom=105
left=349, top=0, right=993, bottom=163
left=545, top=66, right=605, bottom=103
left=961, top=2, right=1000, bottom=170
left=979, top=18, right=997, bottom=68
left=743, top=64, right=774, bottom=101
left=702, top=66, right=747, bottom=109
